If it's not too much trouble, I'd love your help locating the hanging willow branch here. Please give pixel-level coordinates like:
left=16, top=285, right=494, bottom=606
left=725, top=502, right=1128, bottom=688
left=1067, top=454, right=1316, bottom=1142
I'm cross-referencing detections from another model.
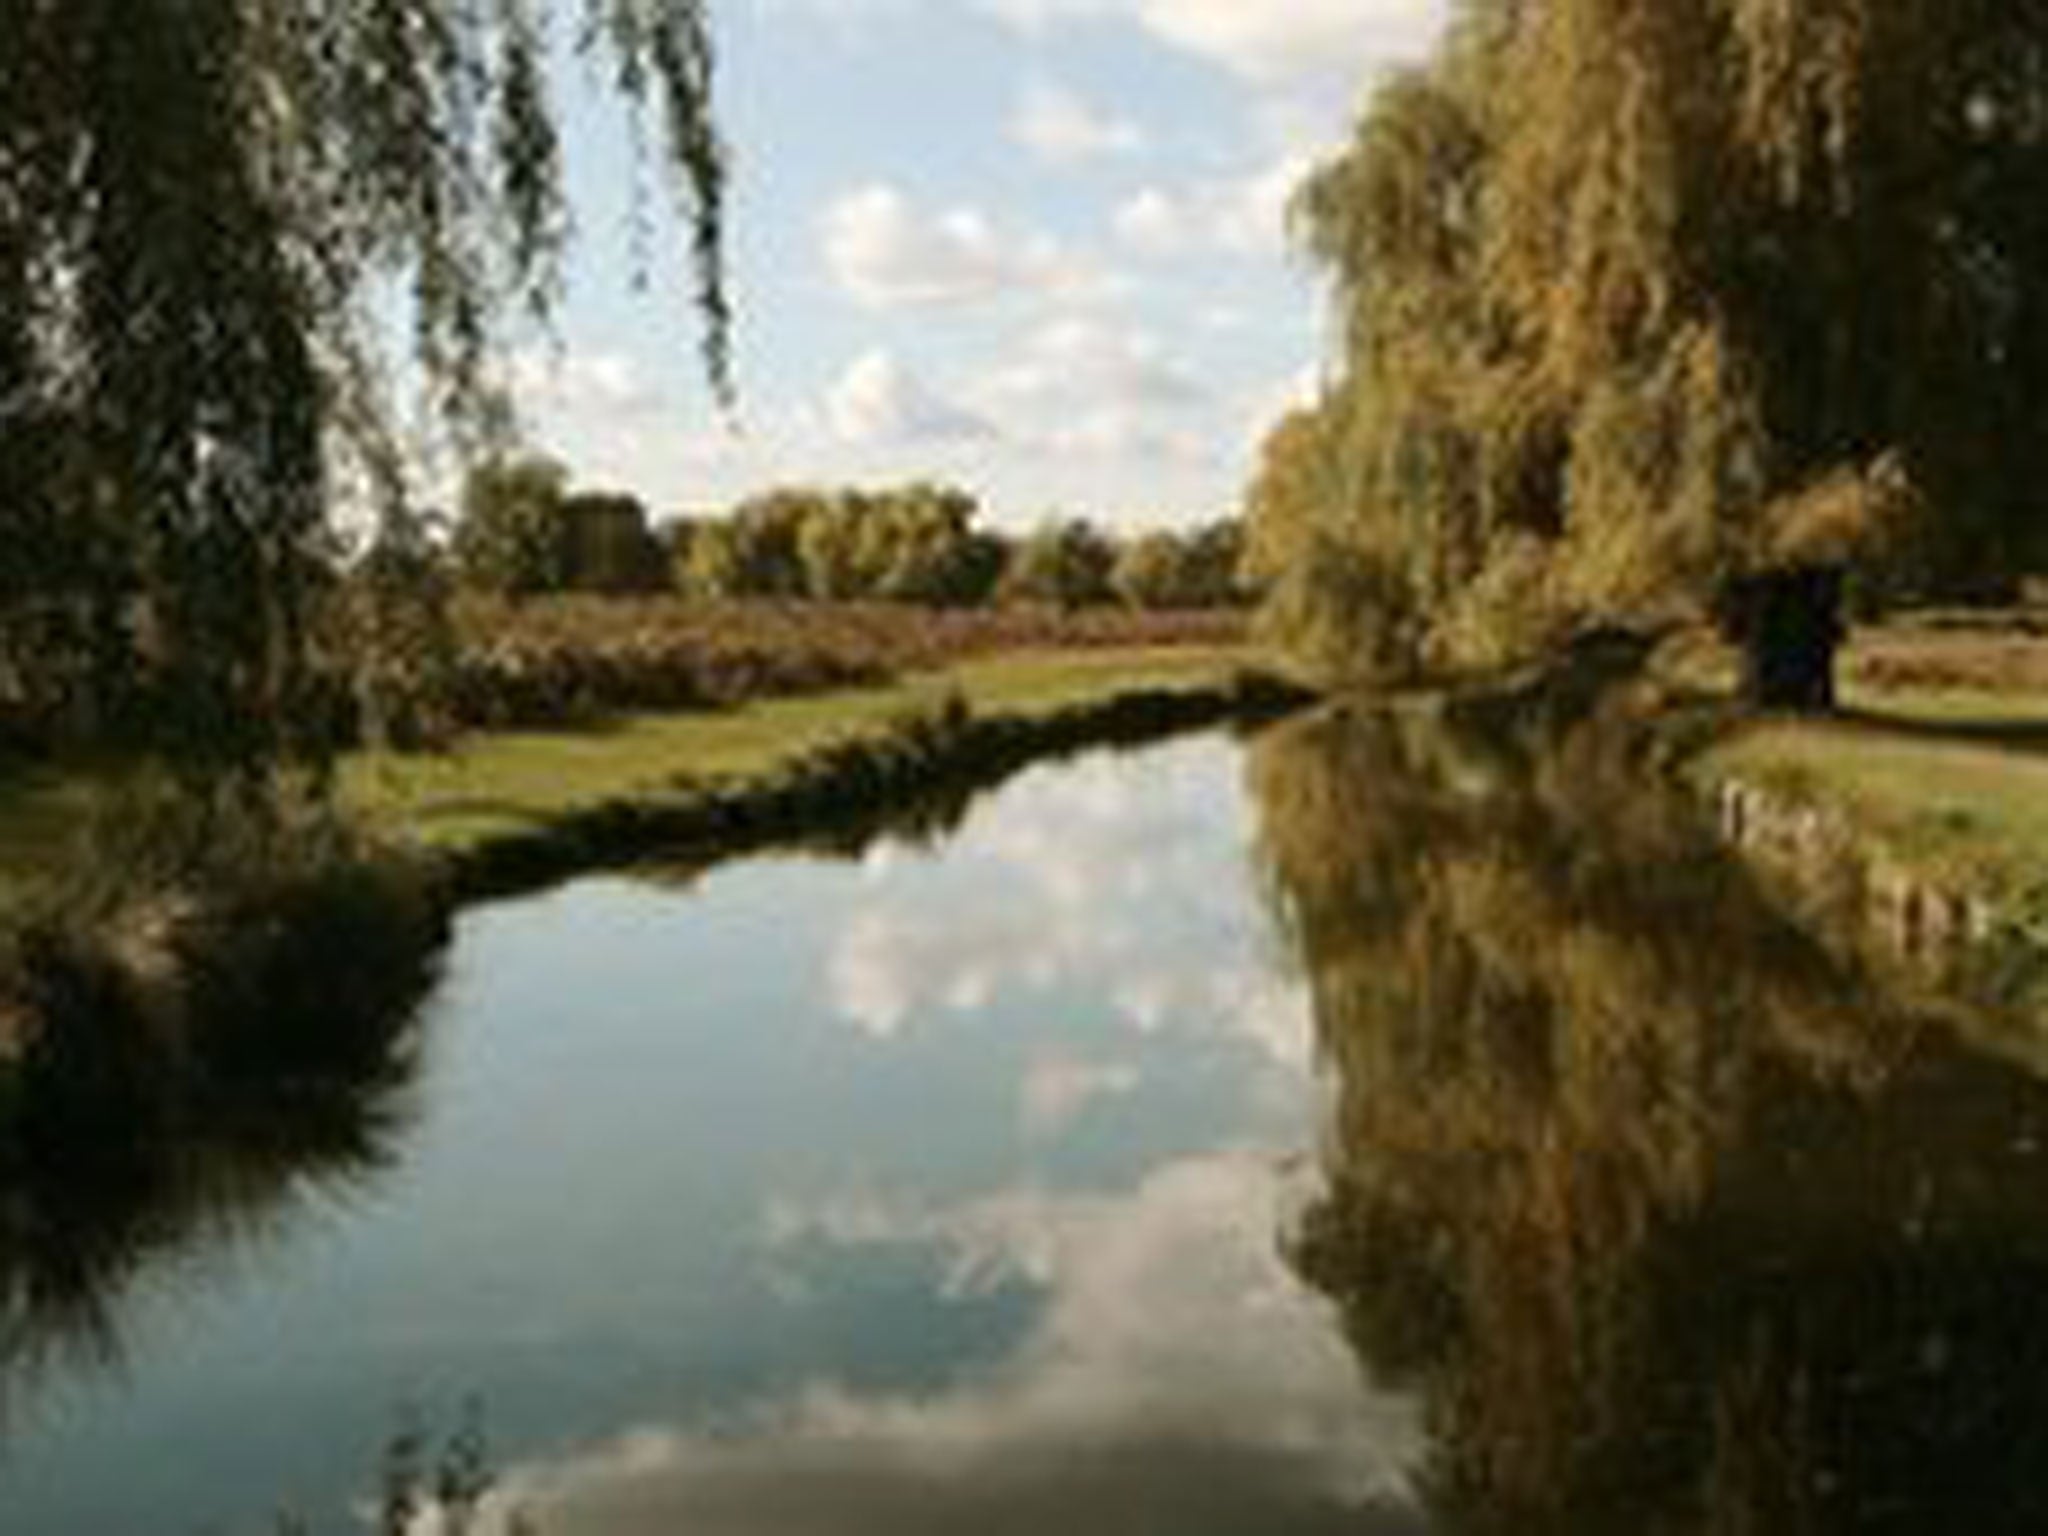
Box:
left=1258, top=0, right=2048, bottom=677
left=0, top=0, right=728, bottom=778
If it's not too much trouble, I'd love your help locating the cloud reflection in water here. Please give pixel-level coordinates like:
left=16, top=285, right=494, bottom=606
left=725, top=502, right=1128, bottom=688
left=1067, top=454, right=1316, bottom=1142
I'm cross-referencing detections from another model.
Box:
left=473, top=1150, right=1424, bottom=1535
left=826, top=742, right=1311, bottom=1083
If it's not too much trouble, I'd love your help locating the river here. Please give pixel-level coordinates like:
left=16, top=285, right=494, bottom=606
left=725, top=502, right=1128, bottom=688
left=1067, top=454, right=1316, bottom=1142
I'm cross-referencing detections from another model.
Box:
left=7, top=708, right=2048, bottom=1532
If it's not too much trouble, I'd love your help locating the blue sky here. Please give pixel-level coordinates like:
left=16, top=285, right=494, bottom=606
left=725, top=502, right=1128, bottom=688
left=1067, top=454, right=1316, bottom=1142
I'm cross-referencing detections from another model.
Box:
left=509, top=0, right=1451, bottom=530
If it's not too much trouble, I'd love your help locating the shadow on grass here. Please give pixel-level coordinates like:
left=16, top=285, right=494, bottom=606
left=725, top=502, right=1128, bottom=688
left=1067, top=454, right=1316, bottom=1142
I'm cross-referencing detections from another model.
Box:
left=1828, top=706, right=2048, bottom=754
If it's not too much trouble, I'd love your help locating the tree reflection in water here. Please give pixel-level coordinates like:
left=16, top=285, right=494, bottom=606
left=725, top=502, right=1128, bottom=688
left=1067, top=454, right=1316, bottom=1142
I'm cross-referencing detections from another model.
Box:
left=1254, top=700, right=2048, bottom=1534
left=0, top=744, right=1031, bottom=1442
left=0, top=936, right=436, bottom=1431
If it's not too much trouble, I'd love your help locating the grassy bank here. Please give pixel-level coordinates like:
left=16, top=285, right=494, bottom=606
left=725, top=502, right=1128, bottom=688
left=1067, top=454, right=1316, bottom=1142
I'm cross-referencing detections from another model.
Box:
left=356, top=594, right=1246, bottom=744
left=0, top=641, right=1302, bottom=1054
left=1695, top=625, right=2048, bottom=915
left=396, top=645, right=1308, bottom=902
left=1676, top=623, right=2048, bottom=1039
left=1704, top=712, right=2048, bottom=912
left=345, top=643, right=1261, bottom=857
left=0, top=643, right=1264, bottom=910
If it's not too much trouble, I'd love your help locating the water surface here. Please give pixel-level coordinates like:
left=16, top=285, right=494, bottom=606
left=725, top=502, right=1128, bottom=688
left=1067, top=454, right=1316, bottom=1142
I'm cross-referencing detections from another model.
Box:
left=0, top=734, right=1420, bottom=1534
left=13, top=711, right=2048, bottom=1533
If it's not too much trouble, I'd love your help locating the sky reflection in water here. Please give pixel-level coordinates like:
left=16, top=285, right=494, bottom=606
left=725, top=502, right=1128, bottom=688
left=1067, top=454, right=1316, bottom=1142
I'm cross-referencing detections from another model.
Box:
left=17, top=709, right=2048, bottom=1533
left=0, top=735, right=1421, bottom=1534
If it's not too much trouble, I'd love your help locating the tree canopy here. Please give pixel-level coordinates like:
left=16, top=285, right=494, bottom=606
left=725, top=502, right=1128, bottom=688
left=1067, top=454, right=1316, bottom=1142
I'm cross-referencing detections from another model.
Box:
left=1002, top=519, right=1119, bottom=610
left=1110, top=519, right=1246, bottom=611
left=1, top=0, right=726, bottom=775
left=1257, top=0, right=2048, bottom=684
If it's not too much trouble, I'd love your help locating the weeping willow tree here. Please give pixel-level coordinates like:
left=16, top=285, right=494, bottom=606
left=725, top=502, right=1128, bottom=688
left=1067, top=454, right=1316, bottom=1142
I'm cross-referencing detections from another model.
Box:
left=0, top=0, right=727, bottom=780
left=1260, top=0, right=2048, bottom=706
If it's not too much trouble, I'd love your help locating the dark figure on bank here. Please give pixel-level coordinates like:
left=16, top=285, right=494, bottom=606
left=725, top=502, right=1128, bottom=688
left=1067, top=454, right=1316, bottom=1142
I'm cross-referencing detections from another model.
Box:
left=1717, top=565, right=1845, bottom=712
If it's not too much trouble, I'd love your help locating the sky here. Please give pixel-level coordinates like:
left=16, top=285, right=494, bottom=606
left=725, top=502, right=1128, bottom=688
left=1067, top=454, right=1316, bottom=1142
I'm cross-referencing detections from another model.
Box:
left=510, top=0, right=1452, bottom=531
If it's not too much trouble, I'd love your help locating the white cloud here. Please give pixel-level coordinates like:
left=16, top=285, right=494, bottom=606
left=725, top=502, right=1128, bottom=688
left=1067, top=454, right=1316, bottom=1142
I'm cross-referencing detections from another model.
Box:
left=1238, top=363, right=1328, bottom=463
left=1112, top=188, right=1189, bottom=256
left=446, top=1152, right=1425, bottom=1535
left=1131, top=0, right=1448, bottom=83
left=778, top=0, right=1448, bottom=83
left=1115, top=149, right=1319, bottom=260
left=1043, top=408, right=1211, bottom=465
left=1010, top=80, right=1146, bottom=165
left=1198, top=303, right=1251, bottom=332
left=975, top=0, right=1107, bottom=27
left=979, top=0, right=1449, bottom=84
left=826, top=349, right=995, bottom=445
left=508, top=348, right=666, bottom=418
left=823, top=740, right=1315, bottom=1077
left=982, top=315, right=1204, bottom=415
left=975, top=315, right=1212, bottom=465
left=755, top=0, right=921, bottom=24
left=828, top=909, right=930, bottom=1039
left=1223, top=152, right=1322, bottom=252
left=1217, top=970, right=1318, bottom=1076
left=821, top=183, right=1098, bottom=308
left=1020, top=1053, right=1142, bottom=1139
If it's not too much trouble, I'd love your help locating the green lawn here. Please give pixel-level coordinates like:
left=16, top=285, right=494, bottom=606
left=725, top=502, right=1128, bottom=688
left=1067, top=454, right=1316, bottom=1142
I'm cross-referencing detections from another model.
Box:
left=1701, top=677, right=2048, bottom=910
left=0, top=644, right=1259, bottom=910
left=344, top=643, right=1255, bottom=852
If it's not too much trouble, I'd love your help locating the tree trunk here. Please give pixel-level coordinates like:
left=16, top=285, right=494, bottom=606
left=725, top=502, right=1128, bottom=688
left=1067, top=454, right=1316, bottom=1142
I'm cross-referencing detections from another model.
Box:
left=1721, top=565, right=1844, bottom=712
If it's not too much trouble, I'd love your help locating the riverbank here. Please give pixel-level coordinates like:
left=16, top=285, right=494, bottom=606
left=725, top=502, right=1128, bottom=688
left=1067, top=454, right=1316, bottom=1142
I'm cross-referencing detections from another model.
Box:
left=1686, top=623, right=2048, bottom=1036
left=0, top=644, right=1309, bottom=1066
left=352, top=595, right=1248, bottom=747
left=398, top=646, right=1312, bottom=902
left=1348, top=619, right=2048, bottom=1042
left=343, top=645, right=1265, bottom=856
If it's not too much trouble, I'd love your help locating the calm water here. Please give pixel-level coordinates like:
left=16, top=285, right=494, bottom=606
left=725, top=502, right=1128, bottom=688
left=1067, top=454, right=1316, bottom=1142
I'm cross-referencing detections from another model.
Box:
left=11, top=711, right=2048, bottom=1533
left=0, top=734, right=1422, bottom=1534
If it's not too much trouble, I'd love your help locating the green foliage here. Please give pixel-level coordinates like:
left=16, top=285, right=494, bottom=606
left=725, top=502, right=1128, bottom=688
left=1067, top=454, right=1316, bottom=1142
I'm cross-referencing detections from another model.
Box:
left=1258, top=0, right=2048, bottom=678
left=862, top=485, right=1007, bottom=606
left=1256, top=537, right=1420, bottom=684
left=680, top=489, right=809, bottom=599
left=0, top=0, right=727, bottom=782
left=347, top=515, right=461, bottom=751
left=1003, top=519, right=1118, bottom=610
left=557, top=491, right=664, bottom=595
left=1111, top=532, right=1186, bottom=611
left=676, top=482, right=1007, bottom=607
left=1111, top=520, right=1247, bottom=610
left=664, top=486, right=1246, bottom=615
left=338, top=593, right=1247, bottom=748
left=454, top=455, right=572, bottom=597
left=452, top=461, right=663, bottom=600
left=677, top=518, right=743, bottom=601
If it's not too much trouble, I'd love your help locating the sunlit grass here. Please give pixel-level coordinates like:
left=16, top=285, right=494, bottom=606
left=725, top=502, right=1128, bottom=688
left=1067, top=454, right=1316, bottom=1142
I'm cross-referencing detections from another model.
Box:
left=1704, top=716, right=2048, bottom=907
left=346, top=644, right=1255, bottom=851
left=1690, top=623, right=2048, bottom=909
left=0, top=645, right=1261, bottom=901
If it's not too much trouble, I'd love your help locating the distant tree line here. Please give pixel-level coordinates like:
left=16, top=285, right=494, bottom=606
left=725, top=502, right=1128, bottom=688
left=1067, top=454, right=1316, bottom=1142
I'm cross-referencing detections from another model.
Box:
left=447, top=454, right=1251, bottom=612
